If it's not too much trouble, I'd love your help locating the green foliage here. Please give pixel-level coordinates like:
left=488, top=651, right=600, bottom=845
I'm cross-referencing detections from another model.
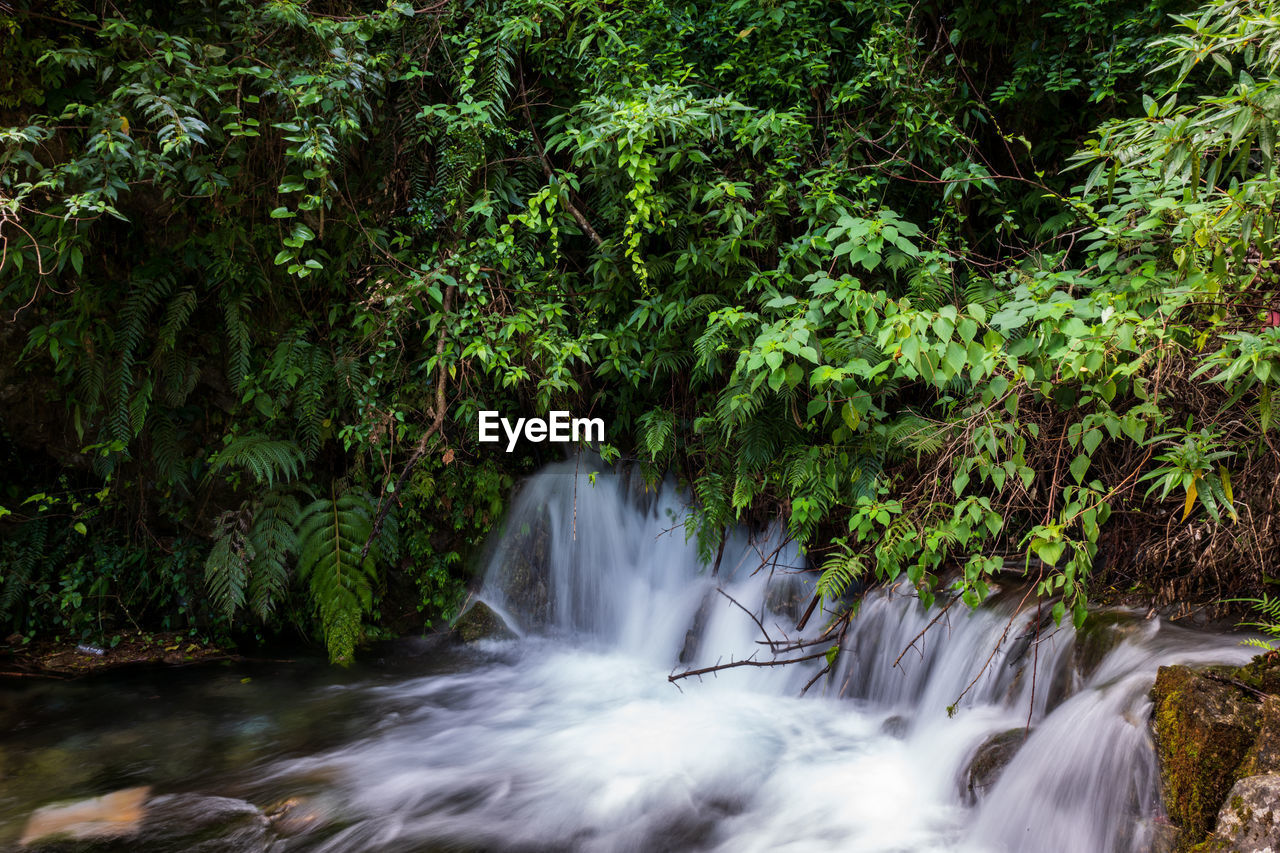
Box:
left=207, top=436, right=305, bottom=489
left=7, top=0, right=1280, bottom=657
left=296, top=492, right=395, bottom=664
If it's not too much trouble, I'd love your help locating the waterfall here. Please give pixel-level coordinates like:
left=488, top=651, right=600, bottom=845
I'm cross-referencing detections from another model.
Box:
left=271, top=462, right=1254, bottom=853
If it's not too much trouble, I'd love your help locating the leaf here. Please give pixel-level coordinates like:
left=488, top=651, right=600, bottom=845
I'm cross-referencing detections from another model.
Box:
left=1070, top=454, right=1090, bottom=484
left=1033, top=538, right=1066, bottom=566
left=1182, top=477, right=1198, bottom=522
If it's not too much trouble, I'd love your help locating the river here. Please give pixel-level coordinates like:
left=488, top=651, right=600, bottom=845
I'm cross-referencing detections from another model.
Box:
left=0, top=461, right=1255, bottom=852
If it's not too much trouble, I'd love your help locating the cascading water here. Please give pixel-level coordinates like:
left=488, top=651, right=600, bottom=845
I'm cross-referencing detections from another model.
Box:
left=257, top=461, right=1253, bottom=853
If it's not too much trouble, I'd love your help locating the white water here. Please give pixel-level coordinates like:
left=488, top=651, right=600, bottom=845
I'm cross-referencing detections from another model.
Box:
left=266, top=462, right=1254, bottom=852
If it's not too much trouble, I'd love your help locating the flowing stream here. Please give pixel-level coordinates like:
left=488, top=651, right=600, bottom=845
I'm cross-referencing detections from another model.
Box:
left=0, top=461, right=1258, bottom=852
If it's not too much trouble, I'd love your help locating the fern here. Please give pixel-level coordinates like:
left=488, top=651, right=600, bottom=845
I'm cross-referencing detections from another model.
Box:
left=639, top=408, right=675, bottom=461
left=296, top=492, right=390, bottom=664
left=817, top=549, right=866, bottom=603
left=208, top=435, right=304, bottom=487
left=1234, top=595, right=1280, bottom=651
left=885, top=413, right=951, bottom=459
left=149, top=410, right=187, bottom=488
left=205, top=509, right=253, bottom=620
left=221, top=291, right=252, bottom=391
left=0, top=518, right=47, bottom=620
left=247, top=489, right=300, bottom=620
left=110, top=271, right=175, bottom=442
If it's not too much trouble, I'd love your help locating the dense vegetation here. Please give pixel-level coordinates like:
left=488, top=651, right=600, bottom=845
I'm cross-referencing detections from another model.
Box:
left=4, top=0, right=1280, bottom=662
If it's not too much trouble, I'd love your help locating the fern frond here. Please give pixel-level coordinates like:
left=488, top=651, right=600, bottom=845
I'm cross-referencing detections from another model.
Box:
left=639, top=408, right=676, bottom=461
left=817, top=549, right=865, bottom=603
left=208, top=435, right=304, bottom=487
left=150, top=409, right=187, bottom=488
left=296, top=492, right=379, bottom=664
left=247, top=489, right=300, bottom=620
left=886, top=414, right=951, bottom=459
left=221, top=292, right=252, bottom=391
left=205, top=509, right=253, bottom=620
left=0, top=518, right=46, bottom=619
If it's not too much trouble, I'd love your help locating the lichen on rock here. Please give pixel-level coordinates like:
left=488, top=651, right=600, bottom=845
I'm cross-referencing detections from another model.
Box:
left=1210, top=773, right=1280, bottom=852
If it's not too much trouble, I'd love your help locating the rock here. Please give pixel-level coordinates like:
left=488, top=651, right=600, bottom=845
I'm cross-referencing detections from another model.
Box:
left=961, top=728, right=1026, bottom=805
left=264, top=796, right=326, bottom=838
left=678, top=590, right=715, bottom=664
left=20, top=786, right=150, bottom=847
left=1072, top=610, right=1144, bottom=683
left=1146, top=820, right=1182, bottom=853
left=879, top=715, right=909, bottom=739
left=1240, top=696, right=1280, bottom=777
left=451, top=601, right=516, bottom=642
left=1152, top=665, right=1262, bottom=840
left=1211, top=773, right=1280, bottom=852
left=763, top=576, right=809, bottom=624
left=483, top=506, right=551, bottom=625
left=136, top=794, right=268, bottom=852
left=19, top=791, right=268, bottom=853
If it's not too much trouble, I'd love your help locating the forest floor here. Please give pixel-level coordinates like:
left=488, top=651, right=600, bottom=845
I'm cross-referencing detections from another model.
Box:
left=0, top=631, right=236, bottom=678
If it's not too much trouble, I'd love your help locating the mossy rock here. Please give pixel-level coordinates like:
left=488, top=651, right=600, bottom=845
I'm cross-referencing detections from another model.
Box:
left=1228, top=653, right=1280, bottom=696
left=1152, top=665, right=1262, bottom=842
left=1238, top=696, right=1280, bottom=777
left=451, top=601, right=516, bottom=643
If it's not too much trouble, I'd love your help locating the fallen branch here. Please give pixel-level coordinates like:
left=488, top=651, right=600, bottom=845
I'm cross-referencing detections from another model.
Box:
left=717, top=587, right=773, bottom=646
left=668, top=649, right=829, bottom=682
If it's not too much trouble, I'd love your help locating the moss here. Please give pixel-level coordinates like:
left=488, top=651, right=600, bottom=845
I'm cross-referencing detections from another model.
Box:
left=1152, top=666, right=1261, bottom=846
left=1228, top=654, right=1280, bottom=696
left=451, top=601, right=515, bottom=642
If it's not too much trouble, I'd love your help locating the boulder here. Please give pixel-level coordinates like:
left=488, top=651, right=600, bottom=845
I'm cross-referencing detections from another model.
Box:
left=1211, top=773, right=1280, bottom=852
left=19, top=791, right=268, bottom=853
left=880, top=715, right=909, bottom=739
left=1152, top=665, right=1262, bottom=840
left=1239, top=696, right=1280, bottom=777
left=451, top=601, right=516, bottom=642
left=961, top=728, right=1026, bottom=805
left=19, top=787, right=150, bottom=847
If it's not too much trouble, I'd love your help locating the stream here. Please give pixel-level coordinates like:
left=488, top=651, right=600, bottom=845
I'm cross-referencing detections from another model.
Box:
left=0, top=461, right=1257, bottom=852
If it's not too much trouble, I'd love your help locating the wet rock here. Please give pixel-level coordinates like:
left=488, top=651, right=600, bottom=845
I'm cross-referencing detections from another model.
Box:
left=136, top=794, right=268, bottom=852
left=961, top=728, right=1026, bottom=805
left=451, top=601, right=516, bottom=643
left=20, top=791, right=269, bottom=853
left=484, top=507, right=551, bottom=625
left=763, top=577, right=808, bottom=624
left=1072, top=610, right=1144, bottom=683
left=879, top=715, right=909, bottom=739
left=1211, top=773, right=1280, bottom=852
left=264, top=796, right=326, bottom=838
left=679, top=590, right=715, bottom=664
left=1231, top=653, right=1280, bottom=696
left=1146, top=820, right=1182, bottom=853
left=1152, top=665, right=1261, bottom=840
left=20, top=786, right=150, bottom=847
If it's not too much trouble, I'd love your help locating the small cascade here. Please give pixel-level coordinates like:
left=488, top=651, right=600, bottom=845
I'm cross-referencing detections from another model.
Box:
left=477, top=459, right=815, bottom=679
left=262, top=462, right=1254, bottom=853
